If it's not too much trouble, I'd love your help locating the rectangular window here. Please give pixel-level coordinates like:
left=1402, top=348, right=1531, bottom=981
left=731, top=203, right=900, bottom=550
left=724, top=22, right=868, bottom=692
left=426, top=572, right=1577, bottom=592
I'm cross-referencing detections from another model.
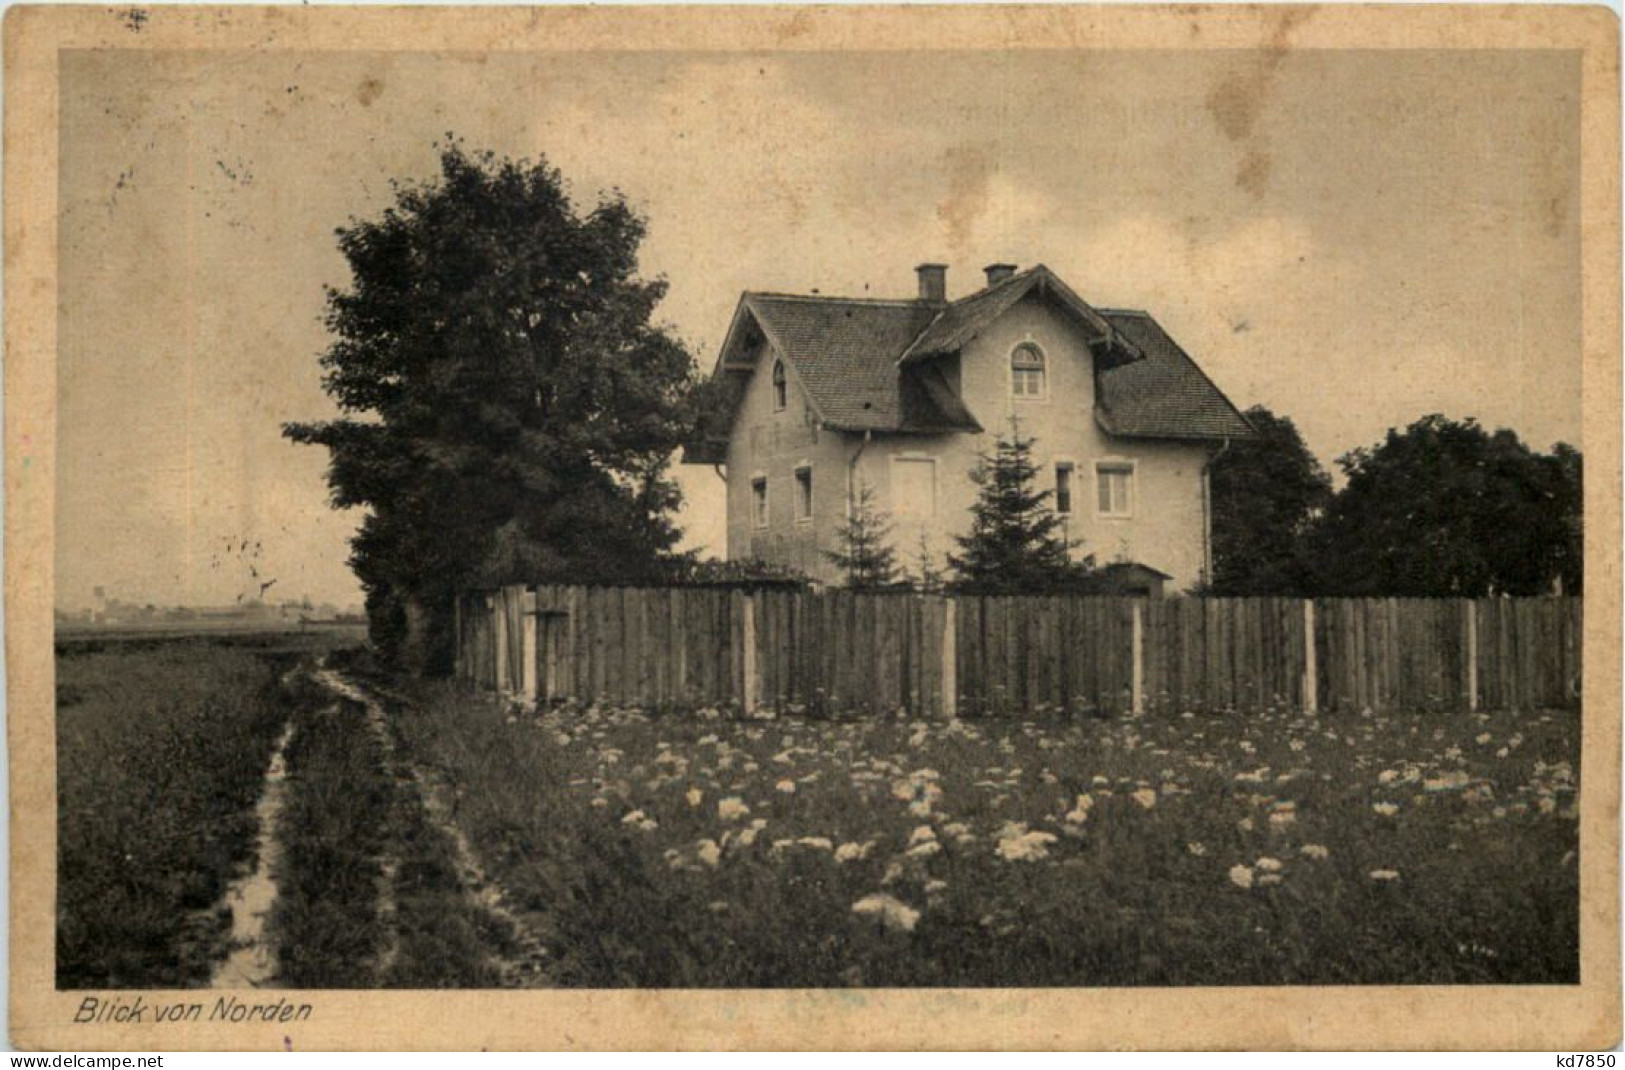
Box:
left=1097, top=462, right=1133, bottom=518
left=751, top=477, right=769, bottom=528
left=890, top=456, right=938, bottom=551
left=794, top=466, right=813, bottom=521
left=772, top=360, right=788, bottom=411
left=1055, top=462, right=1074, bottom=515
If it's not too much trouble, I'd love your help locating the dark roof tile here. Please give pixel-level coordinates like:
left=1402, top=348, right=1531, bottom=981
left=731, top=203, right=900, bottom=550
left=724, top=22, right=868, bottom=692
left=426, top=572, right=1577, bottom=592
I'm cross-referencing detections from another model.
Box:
left=900, top=270, right=1038, bottom=362
left=1096, top=311, right=1255, bottom=440
left=745, top=294, right=976, bottom=432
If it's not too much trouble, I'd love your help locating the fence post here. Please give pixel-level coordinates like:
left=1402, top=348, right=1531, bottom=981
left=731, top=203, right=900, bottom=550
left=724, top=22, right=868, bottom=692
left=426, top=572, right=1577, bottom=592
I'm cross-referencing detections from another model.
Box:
left=520, top=589, right=538, bottom=703
left=942, top=598, right=958, bottom=718
left=1131, top=601, right=1145, bottom=716
left=741, top=592, right=758, bottom=715
left=454, top=597, right=463, bottom=680
left=1466, top=600, right=1479, bottom=711
left=489, top=593, right=507, bottom=693
left=1303, top=600, right=1318, bottom=714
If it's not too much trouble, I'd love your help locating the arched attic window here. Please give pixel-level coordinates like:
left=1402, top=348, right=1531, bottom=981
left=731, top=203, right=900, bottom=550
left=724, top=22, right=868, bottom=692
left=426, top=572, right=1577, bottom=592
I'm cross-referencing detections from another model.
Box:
left=772, top=359, right=788, bottom=411
left=1011, top=342, right=1047, bottom=399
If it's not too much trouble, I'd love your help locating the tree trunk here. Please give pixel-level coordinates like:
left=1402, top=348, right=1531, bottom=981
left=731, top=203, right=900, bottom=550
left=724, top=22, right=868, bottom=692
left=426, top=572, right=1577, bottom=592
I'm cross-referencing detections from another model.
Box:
left=400, top=594, right=434, bottom=676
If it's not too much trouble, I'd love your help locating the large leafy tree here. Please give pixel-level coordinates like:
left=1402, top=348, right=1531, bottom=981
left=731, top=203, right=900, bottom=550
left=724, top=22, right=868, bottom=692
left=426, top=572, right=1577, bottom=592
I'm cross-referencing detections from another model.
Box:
left=1209, top=405, right=1332, bottom=595
left=1306, top=414, right=1582, bottom=596
left=286, top=143, right=696, bottom=670
left=948, top=420, right=1091, bottom=594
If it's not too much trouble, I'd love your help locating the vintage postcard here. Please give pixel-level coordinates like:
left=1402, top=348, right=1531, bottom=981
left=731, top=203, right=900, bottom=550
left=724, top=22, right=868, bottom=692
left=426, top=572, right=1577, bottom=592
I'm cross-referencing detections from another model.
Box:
left=6, top=2, right=1620, bottom=1051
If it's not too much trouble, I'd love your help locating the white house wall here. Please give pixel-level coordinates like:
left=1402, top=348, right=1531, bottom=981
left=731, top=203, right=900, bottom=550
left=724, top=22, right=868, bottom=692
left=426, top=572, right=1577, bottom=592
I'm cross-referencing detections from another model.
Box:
left=723, top=342, right=851, bottom=579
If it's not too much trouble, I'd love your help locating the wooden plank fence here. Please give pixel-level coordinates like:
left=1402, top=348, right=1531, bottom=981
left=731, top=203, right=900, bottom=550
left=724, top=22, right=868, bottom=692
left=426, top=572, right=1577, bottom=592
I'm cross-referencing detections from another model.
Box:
left=455, top=586, right=1582, bottom=716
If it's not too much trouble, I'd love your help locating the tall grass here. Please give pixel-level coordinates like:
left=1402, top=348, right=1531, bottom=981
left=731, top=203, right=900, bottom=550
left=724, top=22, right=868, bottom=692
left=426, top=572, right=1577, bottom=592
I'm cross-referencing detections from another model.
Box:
left=269, top=668, right=515, bottom=988
left=56, top=643, right=294, bottom=987
left=268, top=696, right=391, bottom=987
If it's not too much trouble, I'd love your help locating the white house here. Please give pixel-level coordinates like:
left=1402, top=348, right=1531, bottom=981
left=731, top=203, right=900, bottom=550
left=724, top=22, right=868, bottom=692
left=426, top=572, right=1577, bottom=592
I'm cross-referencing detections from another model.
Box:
left=683, top=263, right=1254, bottom=591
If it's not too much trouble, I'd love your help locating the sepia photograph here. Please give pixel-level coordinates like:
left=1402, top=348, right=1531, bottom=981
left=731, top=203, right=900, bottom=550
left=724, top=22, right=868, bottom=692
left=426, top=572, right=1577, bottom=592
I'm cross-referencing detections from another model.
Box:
left=6, top=2, right=1620, bottom=1051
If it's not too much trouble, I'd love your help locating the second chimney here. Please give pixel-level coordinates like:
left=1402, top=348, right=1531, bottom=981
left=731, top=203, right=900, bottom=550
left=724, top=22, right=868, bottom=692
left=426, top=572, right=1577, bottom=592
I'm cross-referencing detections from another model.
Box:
left=984, top=262, right=1017, bottom=287
left=916, top=263, right=947, bottom=304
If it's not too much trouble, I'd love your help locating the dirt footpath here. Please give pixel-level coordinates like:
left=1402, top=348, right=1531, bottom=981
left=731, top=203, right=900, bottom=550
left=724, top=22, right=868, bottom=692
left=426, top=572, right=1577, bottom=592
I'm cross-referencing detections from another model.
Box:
left=313, top=666, right=553, bottom=987
left=207, top=656, right=553, bottom=989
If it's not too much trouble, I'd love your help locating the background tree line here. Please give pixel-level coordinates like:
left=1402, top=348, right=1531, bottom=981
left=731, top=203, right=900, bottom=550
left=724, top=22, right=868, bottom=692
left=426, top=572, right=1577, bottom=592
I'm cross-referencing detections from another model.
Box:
left=1208, top=406, right=1582, bottom=599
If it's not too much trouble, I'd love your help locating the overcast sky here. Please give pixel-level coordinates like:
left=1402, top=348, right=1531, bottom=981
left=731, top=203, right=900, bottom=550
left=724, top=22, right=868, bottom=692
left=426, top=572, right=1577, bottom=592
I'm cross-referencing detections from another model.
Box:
left=56, top=47, right=1581, bottom=610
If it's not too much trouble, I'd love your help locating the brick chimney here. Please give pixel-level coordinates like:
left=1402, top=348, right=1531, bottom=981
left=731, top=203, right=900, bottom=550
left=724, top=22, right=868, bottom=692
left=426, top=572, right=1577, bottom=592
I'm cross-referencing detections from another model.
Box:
left=984, top=262, right=1017, bottom=287
left=916, top=263, right=947, bottom=304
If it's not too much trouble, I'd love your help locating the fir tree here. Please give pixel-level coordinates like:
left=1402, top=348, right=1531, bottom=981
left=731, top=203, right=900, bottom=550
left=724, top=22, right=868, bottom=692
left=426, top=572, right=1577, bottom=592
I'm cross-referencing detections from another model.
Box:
left=824, top=483, right=899, bottom=589
left=948, top=419, right=1086, bottom=593
left=911, top=532, right=945, bottom=593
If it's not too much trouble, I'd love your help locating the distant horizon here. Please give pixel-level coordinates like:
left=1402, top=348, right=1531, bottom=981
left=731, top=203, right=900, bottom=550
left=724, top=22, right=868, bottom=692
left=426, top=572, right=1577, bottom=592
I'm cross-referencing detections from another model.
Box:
left=56, top=592, right=366, bottom=615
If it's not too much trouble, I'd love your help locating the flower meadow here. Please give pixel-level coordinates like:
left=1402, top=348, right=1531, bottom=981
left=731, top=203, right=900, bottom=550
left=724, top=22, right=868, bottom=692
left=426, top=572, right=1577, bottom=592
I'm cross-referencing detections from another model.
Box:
left=391, top=681, right=1580, bottom=988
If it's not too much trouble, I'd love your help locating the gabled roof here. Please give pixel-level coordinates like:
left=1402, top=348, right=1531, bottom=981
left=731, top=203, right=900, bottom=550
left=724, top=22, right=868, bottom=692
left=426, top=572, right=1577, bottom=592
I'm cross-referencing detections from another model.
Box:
left=682, top=266, right=1251, bottom=464
left=1101, top=561, right=1175, bottom=581
left=899, top=264, right=1138, bottom=366
left=1095, top=311, right=1255, bottom=441
left=743, top=294, right=949, bottom=432
left=704, top=292, right=983, bottom=436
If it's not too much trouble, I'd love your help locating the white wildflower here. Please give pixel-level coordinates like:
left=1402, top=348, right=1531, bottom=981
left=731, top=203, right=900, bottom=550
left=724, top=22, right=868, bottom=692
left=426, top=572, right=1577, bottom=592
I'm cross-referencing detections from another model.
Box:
left=1423, top=770, right=1471, bottom=793
left=994, top=823, right=1058, bottom=862
left=834, top=841, right=874, bottom=864
left=1064, top=795, right=1094, bottom=825
left=851, top=893, right=921, bottom=933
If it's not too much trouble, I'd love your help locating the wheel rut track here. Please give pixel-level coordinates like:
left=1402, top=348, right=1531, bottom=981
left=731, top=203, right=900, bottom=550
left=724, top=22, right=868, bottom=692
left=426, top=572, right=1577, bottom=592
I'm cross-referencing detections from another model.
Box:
left=312, top=666, right=554, bottom=988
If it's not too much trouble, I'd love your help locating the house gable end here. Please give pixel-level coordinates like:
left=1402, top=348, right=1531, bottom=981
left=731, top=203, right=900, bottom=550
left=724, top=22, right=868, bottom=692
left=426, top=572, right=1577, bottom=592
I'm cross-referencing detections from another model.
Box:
left=898, top=265, right=1141, bottom=368
left=682, top=297, right=831, bottom=465
left=952, top=290, right=1108, bottom=426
